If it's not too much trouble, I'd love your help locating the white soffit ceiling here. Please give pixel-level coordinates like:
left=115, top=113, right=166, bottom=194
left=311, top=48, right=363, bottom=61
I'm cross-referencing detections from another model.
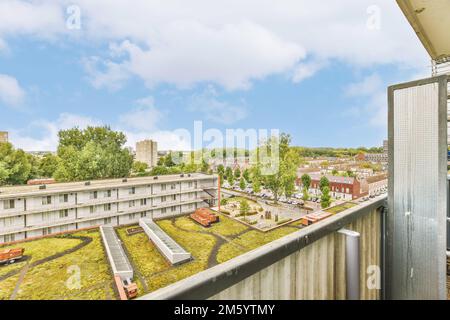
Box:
left=397, top=0, right=450, bottom=62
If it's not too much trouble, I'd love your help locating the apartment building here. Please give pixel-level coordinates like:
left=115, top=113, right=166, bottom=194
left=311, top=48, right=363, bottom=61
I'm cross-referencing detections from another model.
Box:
left=136, top=140, right=158, bottom=168
left=0, top=131, right=8, bottom=143
left=0, top=173, right=218, bottom=244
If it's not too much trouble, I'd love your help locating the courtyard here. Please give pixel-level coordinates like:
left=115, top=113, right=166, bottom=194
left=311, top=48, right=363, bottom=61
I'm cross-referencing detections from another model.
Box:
left=220, top=195, right=311, bottom=231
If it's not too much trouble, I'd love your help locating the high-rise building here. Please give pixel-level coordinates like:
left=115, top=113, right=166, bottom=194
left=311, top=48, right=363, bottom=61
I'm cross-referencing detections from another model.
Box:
left=136, top=140, right=158, bottom=168
left=0, top=131, right=8, bottom=143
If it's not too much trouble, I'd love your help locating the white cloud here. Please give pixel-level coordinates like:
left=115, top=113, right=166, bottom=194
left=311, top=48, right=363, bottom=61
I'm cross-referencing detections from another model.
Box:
left=0, top=1, right=65, bottom=39
left=119, top=96, right=164, bottom=131
left=188, top=86, right=247, bottom=124
left=9, top=113, right=102, bottom=151
left=82, top=56, right=130, bottom=91
left=345, top=74, right=382, bottom=97
left=292, top=60, right=328, bottom=83
left=9, top=105, right=190, bottom=152
left=0, top=0, right=428, bottom=90
left=0, top=74, right=25, bottom=106
left=343, top=73, right=387, bottom=127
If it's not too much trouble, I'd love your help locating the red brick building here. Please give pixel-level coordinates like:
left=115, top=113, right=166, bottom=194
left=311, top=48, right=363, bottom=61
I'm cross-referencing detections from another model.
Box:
left=297, top=173, right=362, bottom=200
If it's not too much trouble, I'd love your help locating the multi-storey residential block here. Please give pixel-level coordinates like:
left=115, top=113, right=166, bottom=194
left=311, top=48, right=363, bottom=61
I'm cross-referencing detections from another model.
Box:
left=136, top=140, right=158, bottom=168
left=0, top=173, right=218, bottom=244
left=0, top=131, right=8, bottom=143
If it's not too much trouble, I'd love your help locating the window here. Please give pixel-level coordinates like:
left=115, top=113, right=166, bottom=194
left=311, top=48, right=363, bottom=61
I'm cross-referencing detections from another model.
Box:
left=161, top=184, right=166, bottom=191
left=104, top=218, right=112, bottom=224
left=188, top=203, right=193, bottom=209
left=171, top=184, right=176, bottom=190
left=171, top=206, right=177, bottom=212
left=128, top=213, right=136, bottom=220
left=188, top=182, right=193, bottom=188
left=140, top=212, right=147, bottom=218
left=161, top=208, right=167, bottom=214
left=89, top=206, right=96, bottom=214
left=4, top=234, right=15, bottom=243
left=2, top=217, right=15, bottom=227
left=42, top=196, right=52, bottom=205
left=171, top=194, right=176, bottom=201
left=105, top=190, right=112, bottom=198
left=346, top=188, right=350, bottom=193
left=42, top=228, right=51, bottom=236
left=161, top=196, right=166, bottom=202
left=140, top=199, right=147, bottom=206
left=129, top=187, right=136, bottom=195
left=129, top=200, right=135, bottom=208
left=42, top=212, right=52, bottom=221
left=3, top=199, right=15, bottom=210
left=104, top=203, right=111, bottom=211
left=59, top=194, right=69, bottom=203
left=59, top=209, right=69, bottom=219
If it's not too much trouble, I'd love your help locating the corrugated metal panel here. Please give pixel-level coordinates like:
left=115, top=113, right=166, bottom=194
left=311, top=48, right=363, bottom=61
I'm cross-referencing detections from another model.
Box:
left=388, top=76, right=448, bottom=299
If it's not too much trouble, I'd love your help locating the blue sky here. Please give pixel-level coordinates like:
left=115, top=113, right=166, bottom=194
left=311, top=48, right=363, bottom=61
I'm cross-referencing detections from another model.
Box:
left=0, top=1, right=430, bottom=151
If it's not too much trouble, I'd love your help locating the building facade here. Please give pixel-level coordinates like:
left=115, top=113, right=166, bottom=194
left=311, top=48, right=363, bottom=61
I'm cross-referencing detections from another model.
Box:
left=0, top=173, right=218, bottom=244
left=136, top=140, right=158, bottom=168
left=297, top=173, right=362, bottom=200
left=0, top=131, right=8, bottom=143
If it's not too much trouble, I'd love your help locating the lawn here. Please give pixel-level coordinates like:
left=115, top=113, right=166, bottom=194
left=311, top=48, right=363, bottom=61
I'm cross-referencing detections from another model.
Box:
left=216, top=226, right=299, bottom=264
left=118, top=214, right=304, bottom=297
left=324, top=202, right=357, bottom=214
left=0, top=230, right=115, bottom=300
left=0, top=236, right=82, bottom=278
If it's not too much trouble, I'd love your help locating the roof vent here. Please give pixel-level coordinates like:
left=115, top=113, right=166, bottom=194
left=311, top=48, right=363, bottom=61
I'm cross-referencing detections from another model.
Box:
left=180, top=174, right=184, bottom=177
left=85, top=181, right=91, bottom=186
left=188, top=174, right=191, bottom=177
left=153, top=176, right=158, bottom=180
left=39, top=185, right=46, bottom=190
left=122, top=178, right=128, bottom=183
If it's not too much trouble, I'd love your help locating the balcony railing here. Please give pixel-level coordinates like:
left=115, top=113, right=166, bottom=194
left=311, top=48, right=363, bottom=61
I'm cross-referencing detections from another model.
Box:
left=139, top=195, right=387, bottom=300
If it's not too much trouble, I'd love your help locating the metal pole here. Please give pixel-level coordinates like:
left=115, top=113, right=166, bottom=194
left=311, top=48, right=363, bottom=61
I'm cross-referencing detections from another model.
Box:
left=339, top=228, right=361, bottom=300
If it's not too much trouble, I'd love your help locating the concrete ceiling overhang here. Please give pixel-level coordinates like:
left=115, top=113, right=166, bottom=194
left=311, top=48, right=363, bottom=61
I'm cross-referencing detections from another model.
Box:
left=397, top=0, right=450, bottom=62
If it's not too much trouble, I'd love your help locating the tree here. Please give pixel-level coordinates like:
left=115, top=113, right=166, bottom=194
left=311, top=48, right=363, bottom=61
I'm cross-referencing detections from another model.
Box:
left=218, top=172, right=224, bottom=186
left=240, top=199, right=250, bottom=218
left=319, top=176, right=330, bottom=192
left=164, top=153, right=176, bottom=167
left=201, top=159, right=209, bottom=173
left=0, top=143, right=32, bottom=185
left=225, top=167, right=233, bottom=180
left=260, top=133, right=299, bottom=203
left=302, top=186, right=309, bottom=201
left=132, top=161, right=148, bottom=175
left=321, top=186, right=331, bottom=208
left=217, top=164, right=225, bottom=175
left=150, top=166, right=170, bottom=176
left=227, top=173, right=235, bottom=186
left=252, top=179, right=261, bottom=194
left=243, top=169, right=250, bottom=182
left=54, top=126, right=133, bottom=182
left=332, top=169, right=338, bottom=176
left=239, top=177, right=246, bottom=190
left=234, top=167, right=241, bottom=179
left=38, top=153, right=60, bottom=178
left=300, top=174, right=311, bottom=190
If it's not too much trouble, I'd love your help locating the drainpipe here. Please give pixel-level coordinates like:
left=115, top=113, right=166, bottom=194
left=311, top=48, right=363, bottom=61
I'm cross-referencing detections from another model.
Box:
left=338, top=228, right=361, bottom=300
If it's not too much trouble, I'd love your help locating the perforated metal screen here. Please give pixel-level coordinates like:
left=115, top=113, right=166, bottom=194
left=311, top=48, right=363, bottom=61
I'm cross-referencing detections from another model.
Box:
left=387, top=75, right=448, bottom=299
